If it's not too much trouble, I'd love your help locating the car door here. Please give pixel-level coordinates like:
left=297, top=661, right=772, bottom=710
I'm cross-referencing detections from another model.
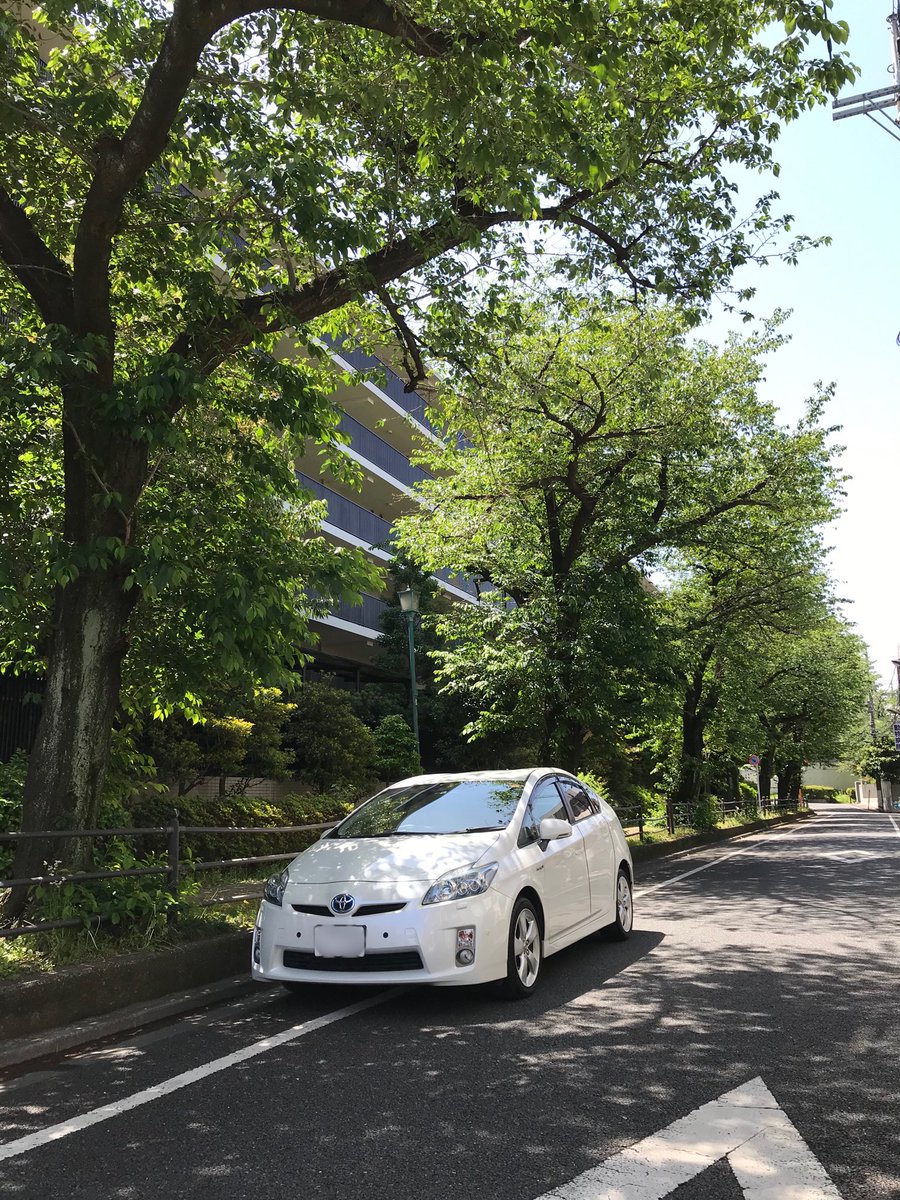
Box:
left=556, top=778, right=615, bottom=922
left=517, top=780, right=591, bottom=939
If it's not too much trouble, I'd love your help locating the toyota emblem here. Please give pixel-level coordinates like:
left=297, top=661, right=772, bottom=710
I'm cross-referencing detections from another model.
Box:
left=330, top=893, right=356, bottom=915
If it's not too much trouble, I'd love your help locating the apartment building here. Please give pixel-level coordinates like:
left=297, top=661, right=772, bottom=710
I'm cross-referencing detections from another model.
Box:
left=295, top=333, right=477, bottom=689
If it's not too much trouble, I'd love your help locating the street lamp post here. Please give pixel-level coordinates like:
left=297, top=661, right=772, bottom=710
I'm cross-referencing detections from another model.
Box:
left=398, top=587, right=420, bottom=755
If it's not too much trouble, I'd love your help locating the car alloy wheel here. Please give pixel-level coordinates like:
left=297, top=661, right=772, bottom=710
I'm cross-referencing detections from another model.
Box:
left=501, top=897, right=542, bottom=998
left=603, top=868, right=634, bottom=941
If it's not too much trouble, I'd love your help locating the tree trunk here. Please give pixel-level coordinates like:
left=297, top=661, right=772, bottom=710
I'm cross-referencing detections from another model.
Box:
left=3, top=399, right=145, bottom=919
left=4, top=568, right=138, bottom=914
left=758, top=751, right=774, bottom=809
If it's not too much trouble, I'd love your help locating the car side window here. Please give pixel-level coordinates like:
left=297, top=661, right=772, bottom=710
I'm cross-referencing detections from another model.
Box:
left=556, top=780, right=596, bottom=822
left=518, top=781, right=569, bottom=846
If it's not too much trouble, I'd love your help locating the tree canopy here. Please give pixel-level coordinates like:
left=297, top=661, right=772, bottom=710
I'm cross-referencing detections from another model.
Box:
left=394, top=298, right=846, bottom=768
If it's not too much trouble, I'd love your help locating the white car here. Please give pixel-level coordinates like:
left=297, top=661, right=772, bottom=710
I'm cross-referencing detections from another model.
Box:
left=252, top=768, right=633, bottom=998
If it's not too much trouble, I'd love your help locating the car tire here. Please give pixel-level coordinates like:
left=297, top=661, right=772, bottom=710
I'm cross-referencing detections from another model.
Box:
left=500, top=897, right=542, bottom=999
left=602, top=868, right=633, bottom=941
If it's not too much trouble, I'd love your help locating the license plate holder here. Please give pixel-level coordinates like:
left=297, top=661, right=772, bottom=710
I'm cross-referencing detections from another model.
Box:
left=314, top=924, right=365, bottom=958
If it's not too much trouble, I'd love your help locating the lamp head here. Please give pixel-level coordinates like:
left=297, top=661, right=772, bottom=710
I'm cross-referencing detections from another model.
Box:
left=398, top=586, right=420, bottom=614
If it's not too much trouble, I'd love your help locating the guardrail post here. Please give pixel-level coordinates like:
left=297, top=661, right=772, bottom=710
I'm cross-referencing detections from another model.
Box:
left=638, top=808, right=645, bottom=843
left=167, top=810, right=180, bottom=925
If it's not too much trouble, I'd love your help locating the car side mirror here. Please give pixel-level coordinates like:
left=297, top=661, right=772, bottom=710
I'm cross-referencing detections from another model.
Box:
left=538, top=817, right=572, bottom=842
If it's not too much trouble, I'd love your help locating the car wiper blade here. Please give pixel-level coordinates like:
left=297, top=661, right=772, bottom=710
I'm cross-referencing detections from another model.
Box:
left=460, top=825, right=505, bottom=833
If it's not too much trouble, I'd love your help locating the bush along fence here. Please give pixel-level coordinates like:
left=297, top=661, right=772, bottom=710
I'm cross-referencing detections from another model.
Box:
left=613, top=794, right=805, bottom=841
left=0, top=814, right=338, bottom=940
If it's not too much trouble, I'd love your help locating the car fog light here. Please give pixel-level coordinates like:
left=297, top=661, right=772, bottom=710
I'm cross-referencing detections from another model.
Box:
left=252, top=924, right=261, bottom=966
left=456, top=926, right=475, bottom=966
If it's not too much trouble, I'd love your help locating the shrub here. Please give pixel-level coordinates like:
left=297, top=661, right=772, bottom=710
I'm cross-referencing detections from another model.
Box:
left=283, top=682, right=375, bottom=792
left=691, top=794, right=720, bottom=833
left=31, top=842, right=199, bottom=937
left=126, top=787, right=357, bottom=865
left=372, top=715, right=421, bottom=782
left=801, top=785, right=839, bottom=802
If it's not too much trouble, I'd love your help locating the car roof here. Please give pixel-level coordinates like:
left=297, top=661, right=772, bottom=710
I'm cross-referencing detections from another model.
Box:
left=388, top=767, right=570, bottom=787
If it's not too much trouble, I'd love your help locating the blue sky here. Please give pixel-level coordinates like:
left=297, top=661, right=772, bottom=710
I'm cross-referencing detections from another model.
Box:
left=709, top=2, right=900, bottom=686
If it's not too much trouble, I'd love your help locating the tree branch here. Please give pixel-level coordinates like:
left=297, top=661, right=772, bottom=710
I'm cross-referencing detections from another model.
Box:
left=374, top=284, right=427, bottom=392
left=0, top=183, right=74, bottom=325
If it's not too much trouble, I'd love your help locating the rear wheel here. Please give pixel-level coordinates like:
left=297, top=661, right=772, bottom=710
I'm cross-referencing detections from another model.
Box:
left=603, top=868, right=633, bottom=941
left=500, top=897, right=542, bottom=999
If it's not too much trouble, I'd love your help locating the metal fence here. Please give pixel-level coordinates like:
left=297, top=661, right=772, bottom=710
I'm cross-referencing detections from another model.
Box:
left=613, top=795, right=803, bottom=842
left=0, top=815, right=336, bottom=940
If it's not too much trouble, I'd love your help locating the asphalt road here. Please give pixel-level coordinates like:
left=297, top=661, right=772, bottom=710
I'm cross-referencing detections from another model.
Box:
left=1, top=806, right=898, bottom=1200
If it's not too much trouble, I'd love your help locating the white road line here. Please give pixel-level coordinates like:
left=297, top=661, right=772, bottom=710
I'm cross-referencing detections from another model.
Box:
left=634, top=823, right=803, bottom=900
left=889, top=814, right=900, bottom=839
left=0, top=989, right=400, bottom=1164
left=539, top=1076, right=842, bottom=1199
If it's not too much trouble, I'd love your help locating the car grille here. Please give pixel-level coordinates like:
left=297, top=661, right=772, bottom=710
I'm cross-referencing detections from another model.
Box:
left=291, top=902, right=408, bottom=918
left=283, top=949, right=423, bottom=972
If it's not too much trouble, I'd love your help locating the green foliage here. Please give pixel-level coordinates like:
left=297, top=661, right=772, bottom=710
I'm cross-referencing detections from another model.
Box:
left=32, top=843, right=195, bottom=935
left=855, top=737, right=900, bottom=784
left=372, top=715, right=421, bottom=783
left=126, top=785, right=355, bottom=863
left=801, top=785, right=839, bottom=801
left=691, top=795, right=720, bottom=834
left=396, top=299, right=844, bottom=772
left=282, top=683, right=375, bottom=793
left=0, top=749, right=27, bottom=834
left=137, top=689, right=295, bottom=795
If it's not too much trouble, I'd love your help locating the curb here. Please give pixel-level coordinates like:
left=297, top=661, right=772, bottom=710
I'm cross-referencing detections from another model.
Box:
left=0, top=929, right=253, bottom=1050
left=630, top=809, right=814, bottom=865
left=0, top=973, right=265, bottom=1072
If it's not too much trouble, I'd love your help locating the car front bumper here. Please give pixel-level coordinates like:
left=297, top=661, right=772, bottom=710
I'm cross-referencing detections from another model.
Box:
left=251, top=882, right=511, bottom=988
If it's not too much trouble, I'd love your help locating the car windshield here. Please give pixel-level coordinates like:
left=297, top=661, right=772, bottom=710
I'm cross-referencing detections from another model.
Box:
left=330, top=780, right=525, bottom=838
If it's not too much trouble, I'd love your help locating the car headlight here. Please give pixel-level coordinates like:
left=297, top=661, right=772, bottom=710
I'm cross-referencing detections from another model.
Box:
left=422, top=862, right=498, bottom=906
left=264, top=868, right=289, bottom=907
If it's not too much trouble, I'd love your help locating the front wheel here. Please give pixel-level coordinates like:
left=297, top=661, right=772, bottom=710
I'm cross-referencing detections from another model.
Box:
left=603, top=869, right=633, bottom=941
left=500, top=898, right=542, bottom=999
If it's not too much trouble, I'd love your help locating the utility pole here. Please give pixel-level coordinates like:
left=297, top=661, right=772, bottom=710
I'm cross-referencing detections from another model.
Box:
left=832, top=7, right=900, bottom=140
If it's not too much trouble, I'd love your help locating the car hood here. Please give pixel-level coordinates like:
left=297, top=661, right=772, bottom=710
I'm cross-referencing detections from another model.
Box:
left=287, top=832, right=503, bottom=884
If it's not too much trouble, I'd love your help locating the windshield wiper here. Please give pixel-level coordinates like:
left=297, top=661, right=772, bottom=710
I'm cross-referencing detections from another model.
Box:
left=460, top=825, right=505, bottom=833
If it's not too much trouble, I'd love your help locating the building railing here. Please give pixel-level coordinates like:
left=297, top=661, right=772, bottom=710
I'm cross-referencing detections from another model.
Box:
left=338, top=411, right=431, bottom=489
left=325, top=592, right=389, bottom=630
left=297, top=472, right=394, bottom=548
left=0, top=817, right=337, bottom=939
left=321, top=332, right=439, bottom=437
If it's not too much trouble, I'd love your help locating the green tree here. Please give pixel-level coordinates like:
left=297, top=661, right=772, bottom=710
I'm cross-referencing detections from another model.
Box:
left=395, top=301, right=842, bottom=769
left=282, top=682, right=375, bottom=794
left=0, top=0, right=852, bottom=906
left=372, top=715, right=421, bottom=782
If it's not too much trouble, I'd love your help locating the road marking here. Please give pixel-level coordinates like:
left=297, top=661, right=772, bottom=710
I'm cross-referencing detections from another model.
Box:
left=890, top=814, right=900, bottom=839
left=0, top=989, right=400, bottom=1163
left=633, top=824, right=803, bottom=900
left=539, top=1076, right=842, bottom=1199
left=822, top=849, right=875, bottom=861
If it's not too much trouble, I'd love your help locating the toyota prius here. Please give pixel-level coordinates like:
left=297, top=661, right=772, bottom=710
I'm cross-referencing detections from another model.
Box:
left=252, top=768, right=633, bottom=998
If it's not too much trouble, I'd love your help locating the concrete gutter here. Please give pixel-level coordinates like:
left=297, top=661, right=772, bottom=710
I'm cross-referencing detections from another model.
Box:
left=0, top=929, right=254, bottom=1064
